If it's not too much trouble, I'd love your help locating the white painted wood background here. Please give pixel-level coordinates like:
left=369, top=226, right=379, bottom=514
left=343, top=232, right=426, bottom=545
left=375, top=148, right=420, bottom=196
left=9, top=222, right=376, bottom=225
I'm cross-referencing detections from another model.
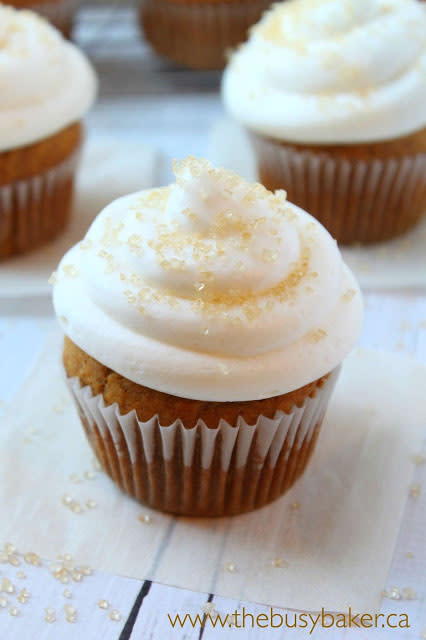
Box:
left=0, top=293, right=425, bottom=639
left=0, top=5, right=425, bottom=639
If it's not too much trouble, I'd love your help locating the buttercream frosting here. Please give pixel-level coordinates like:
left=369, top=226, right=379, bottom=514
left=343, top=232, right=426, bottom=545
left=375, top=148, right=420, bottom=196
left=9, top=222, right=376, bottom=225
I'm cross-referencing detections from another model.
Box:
left=222, top=0, right=426, bottom=144
left=53, top=157, right=363, bottom=401
left=0, top=5, right=97, bottom=152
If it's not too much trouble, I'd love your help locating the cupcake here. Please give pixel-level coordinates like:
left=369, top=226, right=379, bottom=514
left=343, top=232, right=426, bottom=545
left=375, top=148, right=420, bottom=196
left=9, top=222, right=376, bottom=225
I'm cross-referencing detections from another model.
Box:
left=8, top=0, right=79, bottom=37
left=140, top=0, right=274, bottom=70
left=52, top=157, right=363, bottom=516
left=222, top=0, right=426, bottom=245
left=0, top=7, right=96, bottom=259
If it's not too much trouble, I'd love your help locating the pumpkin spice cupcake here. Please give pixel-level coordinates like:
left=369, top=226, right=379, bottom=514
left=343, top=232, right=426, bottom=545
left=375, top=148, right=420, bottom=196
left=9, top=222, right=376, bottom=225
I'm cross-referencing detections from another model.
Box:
left=0, top=6, right=97, bottom=259
left=222, top=0, right=426, bottom=244
left=140, top=0, right=274, bottom=70
left=53, top=157, right=363, bottom=516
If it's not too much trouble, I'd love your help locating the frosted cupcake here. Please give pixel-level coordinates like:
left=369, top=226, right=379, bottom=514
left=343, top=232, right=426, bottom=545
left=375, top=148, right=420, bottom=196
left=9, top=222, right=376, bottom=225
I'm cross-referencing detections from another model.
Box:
left=0, top=7, right=96, bottom=259
left=222, top=0, right=426, bottom=245
left=8, top=0, right=79, bottom=36
left=140, top=0, right=274, bottom=70
left=53, top=157, right=363, bottom=516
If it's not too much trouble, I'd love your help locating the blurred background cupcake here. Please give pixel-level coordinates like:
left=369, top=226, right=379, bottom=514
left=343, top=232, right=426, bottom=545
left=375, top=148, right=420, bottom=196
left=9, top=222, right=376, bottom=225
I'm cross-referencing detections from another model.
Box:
left=139, top=0, right=274, bottom=70
left=0, top=6, right=97, bottom=259
left=223, top=0, right=426, bottom=245
left=6, top=0, right=80, bottom=37
left=53, top=157, right=363, bottom=516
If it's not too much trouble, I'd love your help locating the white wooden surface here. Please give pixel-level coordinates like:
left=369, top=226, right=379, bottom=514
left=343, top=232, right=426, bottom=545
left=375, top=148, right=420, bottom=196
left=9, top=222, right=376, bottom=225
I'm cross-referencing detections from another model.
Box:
left=0, top=6, right=425, bottom=639
left=0, top=293, right=425, bottom=639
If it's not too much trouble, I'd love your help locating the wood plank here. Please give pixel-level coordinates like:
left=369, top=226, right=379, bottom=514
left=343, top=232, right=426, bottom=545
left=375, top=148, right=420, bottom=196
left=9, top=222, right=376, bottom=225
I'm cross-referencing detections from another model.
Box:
left=0, top=296, right=425, bottom=639
left=129, top=583, right=209, bottom=639
left=0, top=557, right=142, bottom=640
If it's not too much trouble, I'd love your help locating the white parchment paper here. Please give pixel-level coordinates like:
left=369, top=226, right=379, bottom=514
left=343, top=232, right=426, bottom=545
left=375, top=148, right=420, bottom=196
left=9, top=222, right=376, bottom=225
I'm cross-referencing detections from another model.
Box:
left=0, top=330, right=425, bottom=613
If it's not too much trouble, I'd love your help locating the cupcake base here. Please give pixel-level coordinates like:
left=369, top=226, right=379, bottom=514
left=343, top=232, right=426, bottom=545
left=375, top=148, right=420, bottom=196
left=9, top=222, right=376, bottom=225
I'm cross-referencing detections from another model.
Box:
left=0, top=123, right=82, bottom=260
left=64, top=337, right=339, bottom=517
left=251, top=129, right=426, bottom=245
left=140, top=0, right=273, bottom=70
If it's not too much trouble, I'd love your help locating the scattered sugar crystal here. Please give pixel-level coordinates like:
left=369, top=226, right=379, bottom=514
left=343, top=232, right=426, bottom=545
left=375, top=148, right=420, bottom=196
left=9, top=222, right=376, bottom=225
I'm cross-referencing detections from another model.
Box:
left=409, top=484, right=421, bottom=498
left=64, top=604, right=76, bottom=616
left=309, top=329, right=328, bottom=342
left=8, top=554, right=20, bottom=567
left=109, top=609, right=121, bottom=621
left=44, top=607, right=56, bottom=623
left=62, top=264, right=78, bottom=278
left=272, top=557, right=289, bottom=568
left=388, top=586, right=401, bottom=600
left=1, top=578, right=14, bottom=593
left=412, top=453, right=426, bottom=465
left=401, top=587, right=416, bottom=600
left=201, top=602, right=216, bottom=615
left=342, top=288, right=356, bottom=302
left=138, top=514, right=152, bottom=524
left=48, top=271, right=57, bottom=285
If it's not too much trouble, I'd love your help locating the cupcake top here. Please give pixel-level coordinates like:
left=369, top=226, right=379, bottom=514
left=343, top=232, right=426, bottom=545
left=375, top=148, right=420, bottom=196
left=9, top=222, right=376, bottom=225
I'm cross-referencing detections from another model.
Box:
left=0, top=5, right=97, bottom=152
left=52, top=157, right=363, bottom=401
left=222, top=0, right=426, bottom=144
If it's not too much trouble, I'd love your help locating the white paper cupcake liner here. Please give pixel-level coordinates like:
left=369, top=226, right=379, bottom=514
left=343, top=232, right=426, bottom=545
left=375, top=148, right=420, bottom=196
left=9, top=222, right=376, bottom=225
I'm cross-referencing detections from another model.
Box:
left=140, top=0, right=274, bottom=70
left=67, top=368, right=340, bottom=516
left=251, top=133, right=426, bottom=245
left=0, top=148, right=80, bottom=260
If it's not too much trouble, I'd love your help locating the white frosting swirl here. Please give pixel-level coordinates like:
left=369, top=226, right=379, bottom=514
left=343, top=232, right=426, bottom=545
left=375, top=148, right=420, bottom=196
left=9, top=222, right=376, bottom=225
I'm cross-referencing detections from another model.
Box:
left=222, top=0, right=426, bottom=143
left=0, top=5, right=97, bottom=151
left=53, top=158, right=363, bottom=401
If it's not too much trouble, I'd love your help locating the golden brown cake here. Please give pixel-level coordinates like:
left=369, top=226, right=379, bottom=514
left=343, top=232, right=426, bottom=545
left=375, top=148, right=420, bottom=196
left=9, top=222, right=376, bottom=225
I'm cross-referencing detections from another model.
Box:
left=53, top=157, right=363, bottom=517
left=140, top=0, right=274, bottom=70
left=64, top=336, right=332, bottom=516
left=0, top=124, right=82, bottom=258
left=251, top=129, right=426, bottom=245
left=64, top=335, right=329, bottom=427
left=0, top=6, right=96, bottom=260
